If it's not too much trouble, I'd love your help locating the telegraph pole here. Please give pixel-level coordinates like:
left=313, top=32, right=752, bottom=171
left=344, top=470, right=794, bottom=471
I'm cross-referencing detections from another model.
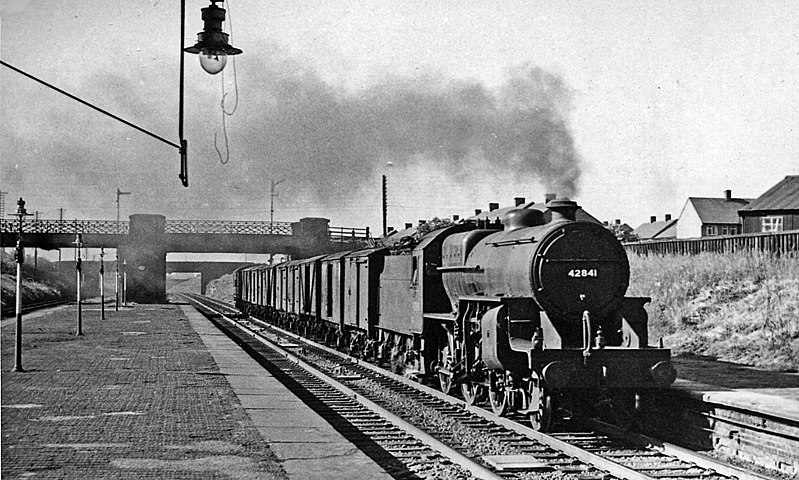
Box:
left=382, top=175, right=388, bottom=237
left=269, top=178, right=285, bottom=234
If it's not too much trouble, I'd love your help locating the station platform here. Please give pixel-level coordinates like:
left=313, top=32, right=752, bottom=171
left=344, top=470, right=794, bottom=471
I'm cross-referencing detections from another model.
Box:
left=672, top=355, right=799, bottom=422
left=1, top=302, right=394, bottom=479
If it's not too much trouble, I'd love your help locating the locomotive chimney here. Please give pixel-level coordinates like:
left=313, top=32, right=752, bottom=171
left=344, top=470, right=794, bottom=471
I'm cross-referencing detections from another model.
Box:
left=545, top=193, right=556, bottom=203
left=489, top=202, right=499, bottom=211
left=548, top=197, right=580, bottom=222
left=650, top=216, right=656, bottom=223
left=665, top=214, right=672, bottom=221
left=514, top=197, right=526, bottom=206
left=724, top=189, right=732, bottom=201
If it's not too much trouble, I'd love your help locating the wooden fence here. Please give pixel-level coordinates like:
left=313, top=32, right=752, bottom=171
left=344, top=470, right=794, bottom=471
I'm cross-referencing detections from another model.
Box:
left=623, top=229, right=799, bottom=256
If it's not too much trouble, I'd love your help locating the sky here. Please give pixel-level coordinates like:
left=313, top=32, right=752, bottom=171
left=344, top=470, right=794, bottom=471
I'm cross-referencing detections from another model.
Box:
left=2, top=0, right=798, bottom=238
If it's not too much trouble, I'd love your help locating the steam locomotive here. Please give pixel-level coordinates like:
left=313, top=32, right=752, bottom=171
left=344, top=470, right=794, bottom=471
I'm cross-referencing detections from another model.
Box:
left=234, top=197, right=676, bottom=431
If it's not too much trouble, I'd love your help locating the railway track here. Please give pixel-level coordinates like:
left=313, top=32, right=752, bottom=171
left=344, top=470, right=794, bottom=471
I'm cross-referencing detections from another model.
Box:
left=182, top=294, right=782, bottom=480
left=1, top=298, right=70, bottom=318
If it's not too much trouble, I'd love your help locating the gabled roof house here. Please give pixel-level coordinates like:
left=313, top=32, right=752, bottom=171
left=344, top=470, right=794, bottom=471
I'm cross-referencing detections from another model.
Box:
left=739, top=175, right=799, bottom=233
left=633, top=215, right=677, bottom=240
left=675, top=190, right=751, bottom=239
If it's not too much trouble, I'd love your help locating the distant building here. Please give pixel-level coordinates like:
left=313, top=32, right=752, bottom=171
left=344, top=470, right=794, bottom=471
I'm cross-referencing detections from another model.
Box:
left=675, top=190, right=751, bottom=239
left=633, top=214, right=677, bottom=240
left=738, top=175, right=799, bottom=233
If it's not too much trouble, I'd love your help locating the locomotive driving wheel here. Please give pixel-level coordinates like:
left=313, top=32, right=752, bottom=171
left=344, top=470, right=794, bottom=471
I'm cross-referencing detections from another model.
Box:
left=528, top=373, right=553, bottom=432
left=437, top=348, right=453, bottom=395
left=460, top=382, right=485, bottom=406
left=488, top=371, right=508, bottom=416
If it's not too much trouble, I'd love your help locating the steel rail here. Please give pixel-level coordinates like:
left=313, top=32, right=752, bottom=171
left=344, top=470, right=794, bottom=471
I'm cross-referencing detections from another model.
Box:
left=183, top=294, right=503, bottom=480
left=240, top=309, right=774, bottom=480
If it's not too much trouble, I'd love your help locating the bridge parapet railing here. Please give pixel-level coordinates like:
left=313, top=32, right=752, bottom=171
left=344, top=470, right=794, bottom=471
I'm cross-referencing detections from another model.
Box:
left=329, top=225, right=371, bottom=243
left=164, top=219, right=293, bottom=235
left=0, top=219, right=129, bottom=235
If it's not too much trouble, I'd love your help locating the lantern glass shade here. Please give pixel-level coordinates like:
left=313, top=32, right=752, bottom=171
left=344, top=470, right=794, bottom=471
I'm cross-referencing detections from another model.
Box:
left=199, top=51, right=227, bottom=75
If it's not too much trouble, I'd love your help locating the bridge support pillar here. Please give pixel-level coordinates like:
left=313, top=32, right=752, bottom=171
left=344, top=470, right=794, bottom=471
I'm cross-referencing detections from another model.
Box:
left=120, top=214, right=167, bottom=304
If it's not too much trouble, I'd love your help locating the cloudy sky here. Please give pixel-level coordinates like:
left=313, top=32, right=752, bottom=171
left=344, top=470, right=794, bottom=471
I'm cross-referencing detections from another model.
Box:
left=2, top=0, right=797, bottom=234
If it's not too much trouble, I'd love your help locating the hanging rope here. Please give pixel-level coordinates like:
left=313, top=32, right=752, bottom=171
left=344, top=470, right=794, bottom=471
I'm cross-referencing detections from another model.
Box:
left=214, top=0, right=240, bottom=165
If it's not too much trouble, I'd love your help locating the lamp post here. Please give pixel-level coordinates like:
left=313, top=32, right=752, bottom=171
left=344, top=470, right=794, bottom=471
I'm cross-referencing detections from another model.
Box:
left=115, top=189, right=130, bottom=312
left=10, top=198, right=32, bottom=372
left=74, top=234, right=83, bottom=336
left=99, top=247, right=106, bottom=320
left=122, top=259, right=128, bottom=305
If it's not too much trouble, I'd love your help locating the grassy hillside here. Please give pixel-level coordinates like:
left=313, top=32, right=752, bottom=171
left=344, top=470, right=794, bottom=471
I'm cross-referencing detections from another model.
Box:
left=627, top=252, right=799, bottom=371
left=1, top=252, right=74, bottom=309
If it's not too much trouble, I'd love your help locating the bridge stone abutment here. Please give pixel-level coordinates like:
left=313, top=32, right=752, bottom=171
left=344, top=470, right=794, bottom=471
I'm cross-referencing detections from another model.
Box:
left=120, top=214, right=167, bottom=304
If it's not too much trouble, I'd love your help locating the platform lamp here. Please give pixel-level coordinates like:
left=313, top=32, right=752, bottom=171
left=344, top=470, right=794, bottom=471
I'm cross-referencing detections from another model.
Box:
left=10, top=198, right=33, bottom=372
left=73, top=234, right=84, bottom=336
left=99, top=247, right=106, bottom=320
left=184, top=0, right=242, bottom=75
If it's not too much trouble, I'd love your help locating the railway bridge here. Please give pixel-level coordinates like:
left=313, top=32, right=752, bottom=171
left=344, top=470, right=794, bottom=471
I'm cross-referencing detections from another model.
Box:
left=1, top=214, right=370, bottom=303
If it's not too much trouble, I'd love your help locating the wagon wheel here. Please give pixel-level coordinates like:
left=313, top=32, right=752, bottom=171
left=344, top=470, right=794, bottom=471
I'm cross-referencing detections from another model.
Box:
left=528, top=377, right=553, bottom=432
left=460, top=382, right=485, bottom=406
left=488, top=372, right=508, bottom=416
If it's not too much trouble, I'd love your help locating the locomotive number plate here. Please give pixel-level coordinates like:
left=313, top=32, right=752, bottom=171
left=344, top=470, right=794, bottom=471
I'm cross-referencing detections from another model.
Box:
left=567, top=268, right=597, bottom=278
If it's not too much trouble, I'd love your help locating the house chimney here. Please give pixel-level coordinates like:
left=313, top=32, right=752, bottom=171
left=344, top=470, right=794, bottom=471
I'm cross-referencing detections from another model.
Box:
left=603, top=221, right=609, bottom=226
left=489, top=202, right=499, bottom=211
left=514, top=197, right=526, bottom=206
left=724, top=189, right=732, bottom=201
left=665, top=214, right=672, bottom=221
left=545, top=193, right=556, bottom=203
left=418, top=220, right=426, bottom=226
left=615, top=219, right=621, bottom=225
left=452, top=214, right=460, bottom=222
left=405, top=223, right=412, bottom=229
left=474, top=209, right=482, bottom=216
left=650, top=216, right=656, bottom=223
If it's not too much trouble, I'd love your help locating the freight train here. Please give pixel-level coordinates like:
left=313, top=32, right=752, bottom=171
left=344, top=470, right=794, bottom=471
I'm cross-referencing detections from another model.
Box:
left=234, top=197, right=676, bottom=431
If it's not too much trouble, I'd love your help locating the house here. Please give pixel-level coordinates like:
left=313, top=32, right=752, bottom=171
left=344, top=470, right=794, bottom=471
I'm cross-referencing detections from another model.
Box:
left=675, top=190, right=751, bottom=239
left=738, top=175, right=799, bottom=233
left=633, top=214, right=677, bottom=240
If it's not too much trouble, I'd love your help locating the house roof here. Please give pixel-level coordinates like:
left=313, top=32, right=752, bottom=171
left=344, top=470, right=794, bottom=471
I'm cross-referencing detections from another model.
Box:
left=739, top=175, right=799, bottom=212
left=687, top=197, right=752, bottom=224
left=633, top=218, right=678, bottom=240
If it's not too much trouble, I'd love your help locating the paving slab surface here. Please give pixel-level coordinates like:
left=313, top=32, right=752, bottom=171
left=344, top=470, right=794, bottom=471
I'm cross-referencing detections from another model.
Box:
left=1, top=302, right=394, bottom=479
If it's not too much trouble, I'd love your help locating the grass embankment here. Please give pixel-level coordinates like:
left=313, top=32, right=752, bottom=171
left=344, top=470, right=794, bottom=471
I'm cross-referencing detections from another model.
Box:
left=628, top=252, right=799, bottom=371
left=1, top=252, right=75, bottom=310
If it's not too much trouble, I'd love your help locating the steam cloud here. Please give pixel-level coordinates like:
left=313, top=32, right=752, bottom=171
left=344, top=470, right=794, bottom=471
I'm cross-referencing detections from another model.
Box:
left=2, top=51, right=582, bottom=222
left=237, top=58, right=581, bottom=203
